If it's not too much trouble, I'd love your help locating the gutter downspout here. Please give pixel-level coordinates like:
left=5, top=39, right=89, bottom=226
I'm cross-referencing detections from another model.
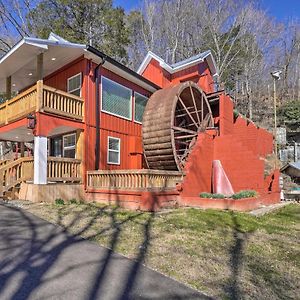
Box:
left=95, top=58, right=106, bottom=170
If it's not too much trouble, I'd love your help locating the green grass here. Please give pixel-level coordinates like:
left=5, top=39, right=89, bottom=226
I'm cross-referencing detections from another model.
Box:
left=25, top=202, right=300, bottom=299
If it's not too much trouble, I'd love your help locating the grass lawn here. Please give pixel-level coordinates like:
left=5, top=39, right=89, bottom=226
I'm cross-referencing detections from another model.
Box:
left=23, top=201, right=299, bottom=299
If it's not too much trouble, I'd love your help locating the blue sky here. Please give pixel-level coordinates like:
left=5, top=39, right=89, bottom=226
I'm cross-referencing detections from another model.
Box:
left=113, top=0, right=300, bottom=21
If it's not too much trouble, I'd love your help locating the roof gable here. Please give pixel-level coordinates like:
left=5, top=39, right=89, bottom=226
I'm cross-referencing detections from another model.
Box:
left=137, top=51, right=218, bottom=77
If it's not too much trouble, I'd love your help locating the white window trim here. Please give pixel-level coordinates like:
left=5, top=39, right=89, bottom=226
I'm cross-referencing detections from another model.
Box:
left=134, top=92, right=148, bottom=124
left=67, top=73, right=82, bottom=96
left=101, top=76, right=133, bottom=121
left=107, top=136, right=121, bottom=165
left=63, top=133, right=76, bottom=158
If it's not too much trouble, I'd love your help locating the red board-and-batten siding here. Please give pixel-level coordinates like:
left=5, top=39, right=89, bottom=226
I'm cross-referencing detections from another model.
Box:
left=141, top=58, right=214, bottom=93
left=43, top=57, right=151, bottom=171
left=98, top=67, right=150, bottom=170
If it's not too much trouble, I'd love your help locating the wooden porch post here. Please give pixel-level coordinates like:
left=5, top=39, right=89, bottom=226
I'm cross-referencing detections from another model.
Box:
left=20, top=142, right=25, bottom=157
left=36, top=53, right=44, bottom=112
left=37, top=53, right=44, bottom=80
left=76, top=129, right=84, bottom=180
left=6, top=76, right=11, bottom=100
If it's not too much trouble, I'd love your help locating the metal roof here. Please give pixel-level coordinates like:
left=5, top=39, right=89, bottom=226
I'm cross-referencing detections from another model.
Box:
left=171, top=50, right=211, bottom=68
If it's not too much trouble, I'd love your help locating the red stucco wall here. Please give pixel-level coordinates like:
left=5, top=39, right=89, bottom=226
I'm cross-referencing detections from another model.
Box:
left=180, top=133, right=214, bottom=197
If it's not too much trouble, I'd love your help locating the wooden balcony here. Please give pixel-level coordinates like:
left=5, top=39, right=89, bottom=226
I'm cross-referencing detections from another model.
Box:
left=0, top=80, right=84, bottom=126
left=87, top=169, right=183, bottom=191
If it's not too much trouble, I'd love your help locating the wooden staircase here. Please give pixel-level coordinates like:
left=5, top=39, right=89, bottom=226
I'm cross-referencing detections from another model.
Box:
left=0, top=157, right=34, bottom=200
left=0, top=157, right=82, bottom=200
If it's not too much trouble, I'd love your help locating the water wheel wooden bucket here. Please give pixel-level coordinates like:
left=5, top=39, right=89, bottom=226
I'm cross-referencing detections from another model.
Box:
left=142, top=81, right=213, bottom=171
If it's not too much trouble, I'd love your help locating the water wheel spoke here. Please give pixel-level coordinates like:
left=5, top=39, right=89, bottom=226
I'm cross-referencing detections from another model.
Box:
left=174, top=134, right=197, bottom=140
left=178, top=95, right=199, bottom=129
left=176, top=108, right=202, bottom=118
left=189, top=84, right=201, bottom=125
left=172, top=126, right=197, bottom=135
left=199, top=113, right=211, bottom=132
left=176, top=140, right=192, bottom=146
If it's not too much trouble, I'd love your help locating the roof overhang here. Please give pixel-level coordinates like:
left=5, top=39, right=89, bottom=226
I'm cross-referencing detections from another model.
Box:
left=137, top=51, right=219, bottom=77
left=86, top=46, right=160, bottom=93
left=0, top=37, right=86, bottom=93
left=0, top=34, right=159, bottom=94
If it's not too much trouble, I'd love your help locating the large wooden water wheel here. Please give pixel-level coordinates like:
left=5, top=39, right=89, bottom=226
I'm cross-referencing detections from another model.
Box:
left=142, top=81, right=213, bottom=171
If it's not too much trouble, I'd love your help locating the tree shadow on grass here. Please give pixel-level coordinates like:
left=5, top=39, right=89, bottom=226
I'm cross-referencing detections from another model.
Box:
left=0, top=189, right=207, bottom=299
left=207, top=208, right=297, bottom=300
left=222, top=212, right=251, bottom=300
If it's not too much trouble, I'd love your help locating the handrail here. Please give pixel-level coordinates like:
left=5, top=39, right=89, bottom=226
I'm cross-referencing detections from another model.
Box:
left=0, top=159, right=11, bottom=168
left=43, top=85, right=83, bottom=101
left=47, top=156, right=82, bottom=182
left=87, top=169, right=183, bottom=190
left=42, top=85, right=84, bottom=120
left=0, top=85, right=37, bottom=125
left=0, top=80, right=84, bottom=125
left=87, top=169, right=183, bottom=175
left=0, top=157, right=34, bottom=195
left=0, top=156, right=82, bottom=196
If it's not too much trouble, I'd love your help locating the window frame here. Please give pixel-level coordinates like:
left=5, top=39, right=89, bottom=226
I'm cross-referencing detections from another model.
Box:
left=107, top=136, right=121, bottom=165
left=67, top=73, right=82, bottom=97
left=101, top=76, right=133, bottom=121
left=134, top=92, right=148, bottom=124
left=63, top=133, right=76, bottom=158
left=50, top=136, right=63, bottom=158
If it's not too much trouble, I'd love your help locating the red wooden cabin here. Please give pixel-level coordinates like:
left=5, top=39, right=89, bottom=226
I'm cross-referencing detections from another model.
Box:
left=0, top=33, right=280, bottom=210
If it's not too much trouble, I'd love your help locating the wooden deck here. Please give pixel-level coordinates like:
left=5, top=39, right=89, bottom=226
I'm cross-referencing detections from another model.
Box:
left=0, top=80, right=84, bottom=125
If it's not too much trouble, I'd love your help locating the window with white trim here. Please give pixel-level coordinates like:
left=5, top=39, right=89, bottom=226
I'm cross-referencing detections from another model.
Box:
left=134, top=92, right=148, bottom=123
left=67, top=73, right=82, bottom=96
left=102, top=77, right=132, bottom=120
left=107, top=136, right=120, bottom=165
left=63, top=133, right=76, bottom=158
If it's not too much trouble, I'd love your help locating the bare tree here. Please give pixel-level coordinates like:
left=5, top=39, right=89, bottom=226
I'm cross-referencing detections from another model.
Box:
left=0, top=0, right=33, bottom=55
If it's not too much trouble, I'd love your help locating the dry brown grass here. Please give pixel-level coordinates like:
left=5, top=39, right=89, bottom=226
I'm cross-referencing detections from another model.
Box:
left=22, top=201, right=300, bottom=299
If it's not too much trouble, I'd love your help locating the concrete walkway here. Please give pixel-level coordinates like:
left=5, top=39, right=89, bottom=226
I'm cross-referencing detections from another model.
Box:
left=0, top=203, right=211, bottom=300
left=249, top=202, right=289, bottom=217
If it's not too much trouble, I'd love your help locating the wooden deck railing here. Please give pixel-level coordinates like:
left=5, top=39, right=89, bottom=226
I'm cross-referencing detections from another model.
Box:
left=0, top=157, right=82, bottom=196
left=87, top=169, right=183, bottom=190
left=0, top=80, right=84, bottom=125
left=0, top=85, right=37, bottom=125
left=47, top=157, right=82, bottom=182
left=42, top=85, right=84, bottom=120
left=0, top=157, right=34, bottom=195
left=0, top=159, right=11, bottom=168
